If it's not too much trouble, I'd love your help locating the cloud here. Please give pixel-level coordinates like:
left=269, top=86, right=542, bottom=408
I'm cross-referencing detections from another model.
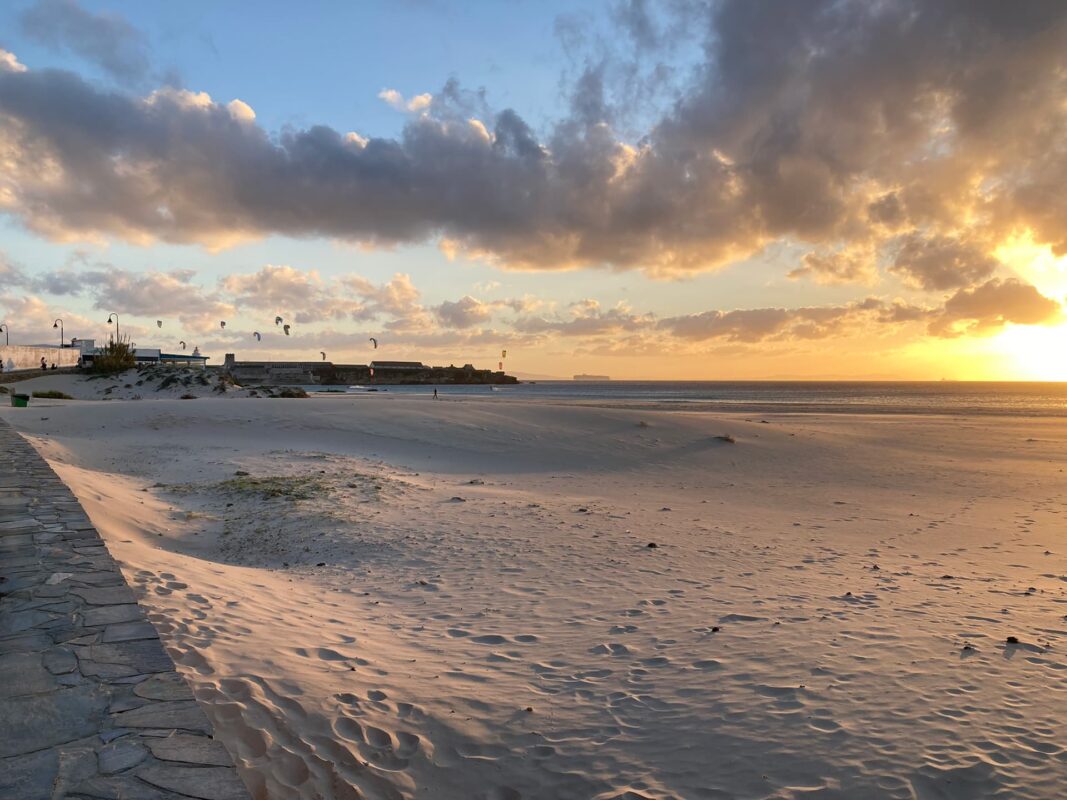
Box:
left=789, top=244, right=878, bottom=285
left=433, top=295, right=535, bottom=328
left=890, top=234, right=999, bottom=291
left=514, top=300, right=654, bottom=337
left=19, top=0, right=150, bottom=85
left=0, top=49, right=28, bottom=74
left=221, top=264, right=368, bottom=324
left=85, top=268, right=231, bottom=319
left=378, top=89, right=433, bottom=113
left=1, top=2, right=1065, bottom=281
left=0, top=252, right=31, bottom=287
left=12, top=257, right=1061, bottom=360
left=223, top=267, right=434, bottom=330
left=0, top=293, right=97, bottom=345
left=25, top=264, right=236, bottom=332
left=659, top=298, right=935, bottom=343
left=929, top=278, right=1063, bottom=337
left=434, top=296, right=493, bottom=329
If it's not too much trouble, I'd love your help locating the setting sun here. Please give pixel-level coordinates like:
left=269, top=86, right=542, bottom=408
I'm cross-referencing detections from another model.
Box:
left=991, top=323, right=1067, bottom=381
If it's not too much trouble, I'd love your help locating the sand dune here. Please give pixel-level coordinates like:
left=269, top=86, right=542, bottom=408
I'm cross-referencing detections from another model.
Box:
left=3, top=393, right=1066, bottom=799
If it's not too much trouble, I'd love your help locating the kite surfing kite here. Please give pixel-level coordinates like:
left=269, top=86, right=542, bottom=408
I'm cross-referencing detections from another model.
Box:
left=320, top=351, right=326, bottom=361
left=179, top=341, right=186, bottom=350
left=275, top=316, right=283, bottom=326
left=156, top=320, right=163, bottom=329
left=283, top=324, right=291, bottom=336
left=369, top=337, right=378, bottom=349
left=220, top=321, right=226, bottom=329
left=253, top=331, right=261, bottom=341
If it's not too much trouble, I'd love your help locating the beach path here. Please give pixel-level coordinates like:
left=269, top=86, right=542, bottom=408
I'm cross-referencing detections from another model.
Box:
left=0, top=418, right=250, bottom=800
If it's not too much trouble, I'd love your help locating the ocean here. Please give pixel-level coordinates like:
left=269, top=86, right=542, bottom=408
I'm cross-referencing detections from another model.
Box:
left=305, top=381, right=1067, bottom=417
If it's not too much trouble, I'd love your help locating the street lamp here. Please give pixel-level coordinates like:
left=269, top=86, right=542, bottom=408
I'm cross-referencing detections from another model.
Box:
left=106, top=313, right=120, bottom=342
left=53, top=318, right=63, bottom=348
left=0, top=322, right=8, bottom=345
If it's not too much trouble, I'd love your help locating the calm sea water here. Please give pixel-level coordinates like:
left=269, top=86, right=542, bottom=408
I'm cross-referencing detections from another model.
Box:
left=305, top=381, right=1067, bottom=417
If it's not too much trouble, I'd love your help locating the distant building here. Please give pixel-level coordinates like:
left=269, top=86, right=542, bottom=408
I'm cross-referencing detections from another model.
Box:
left=159, top=352, right=209, bottom=367
left=369, top=361, right=426, bottom=370
left=75, top=339, right=208, bottom=368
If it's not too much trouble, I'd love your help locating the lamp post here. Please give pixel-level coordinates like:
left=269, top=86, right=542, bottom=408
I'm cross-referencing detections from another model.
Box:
left=53, top=318, right=63, bottom=348
left=106, top=313, right=120, bottom=343
left=0, top=322, right=8, bottom=345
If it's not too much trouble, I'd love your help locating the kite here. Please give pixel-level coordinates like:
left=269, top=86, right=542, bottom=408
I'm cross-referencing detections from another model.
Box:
left=275, top=316, right=283, bottom=326
left=253, top=332, right=261, bottom=341
left=283, top=324, right=291, bottom=336
left=156, top=320, right=163, bottom=329
left=220, top=321, right=226, bottom=329
left=321, top=351, right=326, bottom=361
left=179, top=341, right=187, bottom=350
left=369, top=337, right=378, bottom=349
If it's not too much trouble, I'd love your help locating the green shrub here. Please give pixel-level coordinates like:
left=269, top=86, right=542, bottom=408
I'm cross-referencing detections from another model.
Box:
left=31, top=390, right=73, bottom=400
left=92, top=337, right=136, bottom=374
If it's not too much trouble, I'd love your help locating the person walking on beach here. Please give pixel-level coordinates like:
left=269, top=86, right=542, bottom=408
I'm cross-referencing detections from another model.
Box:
left=433, top=388, right=438, bottom=400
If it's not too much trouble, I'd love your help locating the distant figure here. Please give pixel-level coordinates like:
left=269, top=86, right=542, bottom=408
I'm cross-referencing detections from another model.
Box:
left=40, top=357, right=47, bottom=371
left=50, top=363, right=57, bottom=370
left=433, top=388, right=438, bottom=400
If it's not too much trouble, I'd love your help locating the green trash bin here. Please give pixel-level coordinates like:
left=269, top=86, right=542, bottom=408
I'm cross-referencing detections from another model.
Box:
left=10, top=393, right=29, bottom=408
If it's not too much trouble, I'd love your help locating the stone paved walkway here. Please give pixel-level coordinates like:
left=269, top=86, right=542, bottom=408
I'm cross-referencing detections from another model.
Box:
left=0, top=418, right=250, bottom=800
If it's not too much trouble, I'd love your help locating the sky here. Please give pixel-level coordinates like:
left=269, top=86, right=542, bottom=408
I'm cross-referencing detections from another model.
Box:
left=1, top=0, right=1066, bottom=380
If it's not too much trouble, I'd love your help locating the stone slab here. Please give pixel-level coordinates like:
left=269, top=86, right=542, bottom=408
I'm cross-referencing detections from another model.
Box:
left=148, top=734, right=235, bottom=767
left=136, top=764, right=249, bottom=800
left=0, top=684, right=108, bottom=758
left=0, top=418, right=249, bottom=798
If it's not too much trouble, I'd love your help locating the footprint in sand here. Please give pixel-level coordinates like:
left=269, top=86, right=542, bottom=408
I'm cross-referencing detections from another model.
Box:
left=315, top=647, right=350, bottom=661
left=471, top=634, right=509, bottom=645
left=693, top=658, right=723, bottom=673
left=590, top=642, right=631, bottom=656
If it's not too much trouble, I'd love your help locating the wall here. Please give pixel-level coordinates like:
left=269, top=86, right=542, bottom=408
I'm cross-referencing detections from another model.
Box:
left=0, top=345, right=81, bottom=373
left=222, top=359, right=517, bottom=386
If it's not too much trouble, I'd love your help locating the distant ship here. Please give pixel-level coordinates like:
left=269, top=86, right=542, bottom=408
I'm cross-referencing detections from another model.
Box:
left=573, top=374, right=610, bottom=381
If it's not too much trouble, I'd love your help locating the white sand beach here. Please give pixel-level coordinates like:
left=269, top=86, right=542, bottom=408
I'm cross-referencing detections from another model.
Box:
left=2, top=384, right=1066, bottom=799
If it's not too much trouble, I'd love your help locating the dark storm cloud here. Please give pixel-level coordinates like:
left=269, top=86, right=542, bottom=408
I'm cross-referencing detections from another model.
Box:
left=0, top=0, right=1066, bottom=294
left=19, top=0, right=150, bottom=85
